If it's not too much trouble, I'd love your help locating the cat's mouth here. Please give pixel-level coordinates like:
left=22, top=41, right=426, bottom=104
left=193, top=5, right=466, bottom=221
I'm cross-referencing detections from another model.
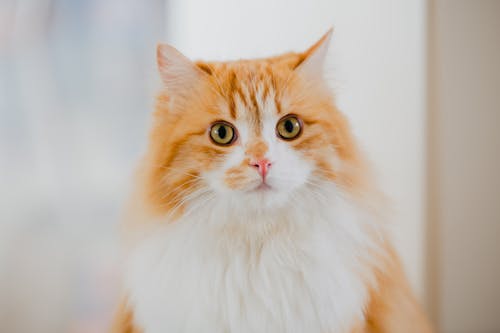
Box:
left=255, top=183, right=272, bottom=191
left=246, top=181, right=273, bottom=193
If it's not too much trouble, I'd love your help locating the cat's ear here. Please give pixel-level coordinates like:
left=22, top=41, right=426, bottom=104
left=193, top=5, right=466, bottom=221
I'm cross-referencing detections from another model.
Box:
left=157, top=43, right=209, bottom=94
left=295, top=28, right=333, bottom=78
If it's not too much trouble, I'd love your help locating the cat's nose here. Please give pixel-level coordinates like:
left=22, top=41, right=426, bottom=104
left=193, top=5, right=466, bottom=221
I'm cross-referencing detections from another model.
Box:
left=249, top=159, right=272, bottom=179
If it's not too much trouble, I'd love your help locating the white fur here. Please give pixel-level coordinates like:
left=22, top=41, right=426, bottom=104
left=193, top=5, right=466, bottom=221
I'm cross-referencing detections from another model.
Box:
left=125, top=91, right=381, bottom=333
left=126, top=184, right=379, bottom=333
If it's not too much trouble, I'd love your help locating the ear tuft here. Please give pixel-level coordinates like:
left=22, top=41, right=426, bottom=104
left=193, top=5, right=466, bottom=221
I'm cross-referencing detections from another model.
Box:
left=295, top=28, right=333, bottom=78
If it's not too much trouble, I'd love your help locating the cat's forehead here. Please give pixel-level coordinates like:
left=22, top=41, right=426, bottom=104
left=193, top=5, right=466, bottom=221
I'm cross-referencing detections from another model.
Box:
left=220, top=69, right=280, bottom=135
left=199, top=52, right=304, bottom=106
left=201, top=56, right=303, bottom=134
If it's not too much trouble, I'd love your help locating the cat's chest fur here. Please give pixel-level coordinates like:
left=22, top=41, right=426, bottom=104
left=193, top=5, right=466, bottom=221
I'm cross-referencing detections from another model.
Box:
left=125, top=196, right=377, bottom=333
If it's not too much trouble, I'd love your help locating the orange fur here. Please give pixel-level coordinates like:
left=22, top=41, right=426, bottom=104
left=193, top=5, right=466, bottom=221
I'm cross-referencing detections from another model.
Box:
left=224, top=159, right=253, bottom=190
left=110, top=299, right=142, bottom=333
left=361, top=244, right=433, bottom=333
left=141, top=51, right=366, bottom=215
left=113, top=31, right=433, bottom=332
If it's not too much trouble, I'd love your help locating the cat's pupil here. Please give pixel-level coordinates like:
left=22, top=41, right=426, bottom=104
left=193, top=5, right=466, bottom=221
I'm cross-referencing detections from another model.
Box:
left=285, top=120, right=294, bottom=133
left=218, top=126, right=227, bottom=139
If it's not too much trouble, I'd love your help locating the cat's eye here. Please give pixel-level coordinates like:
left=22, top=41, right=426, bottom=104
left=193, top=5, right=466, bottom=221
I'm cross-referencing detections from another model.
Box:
left=210, top=121, right=236, bottom=146
left=276, top=115, right=302, bottom=140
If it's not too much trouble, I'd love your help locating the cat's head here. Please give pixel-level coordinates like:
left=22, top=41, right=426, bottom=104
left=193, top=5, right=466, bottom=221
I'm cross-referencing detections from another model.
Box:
left=142, top=30, right=365, bottom=217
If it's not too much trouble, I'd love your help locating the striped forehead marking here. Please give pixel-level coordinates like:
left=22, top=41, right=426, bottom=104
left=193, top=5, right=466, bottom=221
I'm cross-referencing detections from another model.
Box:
left=225, top=70, right=281, bottom=136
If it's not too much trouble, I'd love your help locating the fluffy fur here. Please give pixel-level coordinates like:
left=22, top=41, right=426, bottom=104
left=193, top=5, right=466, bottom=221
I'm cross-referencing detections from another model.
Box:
left=111, top=30, right=432, bottom=333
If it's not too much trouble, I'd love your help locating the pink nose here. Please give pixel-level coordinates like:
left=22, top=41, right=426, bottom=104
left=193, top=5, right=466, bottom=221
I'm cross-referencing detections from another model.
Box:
left=250, top=159, right=272, bottom=179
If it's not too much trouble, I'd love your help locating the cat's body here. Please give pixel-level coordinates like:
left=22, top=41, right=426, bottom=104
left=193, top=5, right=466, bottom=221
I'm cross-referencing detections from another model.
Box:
left=112, top=31, right=432, bottom=333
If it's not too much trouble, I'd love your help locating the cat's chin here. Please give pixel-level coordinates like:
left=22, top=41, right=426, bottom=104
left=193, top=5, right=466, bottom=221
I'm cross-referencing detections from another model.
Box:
left=233, top=187, right=293, bottom=212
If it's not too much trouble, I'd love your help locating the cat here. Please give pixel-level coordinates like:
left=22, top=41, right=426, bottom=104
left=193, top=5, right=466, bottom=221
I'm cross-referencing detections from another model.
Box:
left=111, top=30, right=433, bottom=333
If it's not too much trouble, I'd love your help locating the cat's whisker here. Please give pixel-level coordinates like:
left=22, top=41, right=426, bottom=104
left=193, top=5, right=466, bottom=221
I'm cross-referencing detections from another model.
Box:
left=159, top=178, right=201, bottom=200
left=158, top=183, right=204, bottom=210
left=161, top=187, right=212, bottom=221
left=154, top=165, right=205, bottom=180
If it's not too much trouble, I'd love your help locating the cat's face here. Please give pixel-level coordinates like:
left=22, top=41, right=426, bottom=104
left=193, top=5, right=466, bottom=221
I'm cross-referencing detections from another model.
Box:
left=203, top=88, right=314, bottom=210
left=144, top=31, right=362, bottom=216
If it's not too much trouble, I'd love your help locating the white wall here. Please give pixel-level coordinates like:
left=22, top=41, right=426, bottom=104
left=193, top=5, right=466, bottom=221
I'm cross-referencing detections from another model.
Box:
left=165, top=0, right=427, bottom=300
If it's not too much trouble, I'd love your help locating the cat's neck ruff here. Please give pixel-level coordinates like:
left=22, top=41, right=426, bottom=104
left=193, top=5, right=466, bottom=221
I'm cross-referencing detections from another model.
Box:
left=125, top=184, right=382, bottom=333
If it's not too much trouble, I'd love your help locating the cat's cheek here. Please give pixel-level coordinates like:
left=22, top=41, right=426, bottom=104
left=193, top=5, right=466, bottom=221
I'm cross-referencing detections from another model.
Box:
left=293, top=145, right=339, bottom=181
left=267, top=144, right=314, bottom=191
left=201, top=147, right=245, bottom=192
left=223, top=165, right=255, bottom=191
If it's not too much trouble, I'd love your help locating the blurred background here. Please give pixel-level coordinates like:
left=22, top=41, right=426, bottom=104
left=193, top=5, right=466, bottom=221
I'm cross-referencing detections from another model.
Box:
left=0, top=0, right=498, bottom=332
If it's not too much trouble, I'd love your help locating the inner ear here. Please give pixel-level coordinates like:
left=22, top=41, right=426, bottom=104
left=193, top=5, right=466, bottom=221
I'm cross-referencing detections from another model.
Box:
left=294, top=28, right=333, bottom=77
left=157, top=43, right=211, bottom=93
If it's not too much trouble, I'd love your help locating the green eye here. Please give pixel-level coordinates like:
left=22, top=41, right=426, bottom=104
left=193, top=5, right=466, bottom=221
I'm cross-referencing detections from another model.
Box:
left=210, top=121, right=236, bottom=146
left=276, top=115, right=302, bottom=140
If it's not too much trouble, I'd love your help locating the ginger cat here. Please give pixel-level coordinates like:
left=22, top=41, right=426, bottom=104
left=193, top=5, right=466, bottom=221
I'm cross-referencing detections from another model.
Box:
left=111, top=30, right=432, bottom=333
